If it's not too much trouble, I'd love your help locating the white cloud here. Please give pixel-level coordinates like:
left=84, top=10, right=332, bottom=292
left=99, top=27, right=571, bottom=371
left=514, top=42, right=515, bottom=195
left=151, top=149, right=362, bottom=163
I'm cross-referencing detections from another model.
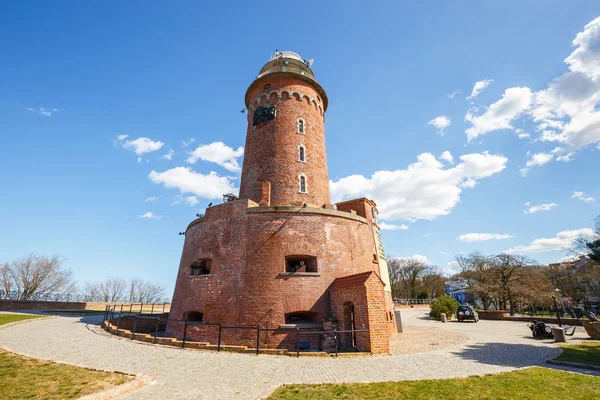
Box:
left=116, top=135, right=164, bottom=155
left=467, top=79, right=494, bottom=100
left=390, top=254, right=429, bottom=264
left=182, top=138, right=196, bottom=148
left=330, top=151, right=507, bottom=222
left=556, top=152, right=575, bottom=162
left=427, top=116, right=451, bottom=135
left=149, top=167, right=237, bottom=199
left=524, top=203, right=558, bottom=214
left=457, top=233, right=513, bottom=242
left=172, top=194, right=199, bottom=206
left=379, top=222, right=409, bottom=231
left=460, top=17, right=600, bottom=172
left=520, top=152, right=554, bottom=176
left=465, top=87, right=533, bottom=141
left=446, top=89, right=461, bottom=99
left=505, top=228, right=594, bottom=254
left=186, top=142, right=244, bottom=172
left=572, top=191, right=585, bottom=198
left=162, top=149, right=174, bottom=160
left=572, top=191, right=595, bottom=203
left=144, top=196, right=160, bottom=202
left=516, top=129, right=531, bottom=139
left=440, top=151, right=454, bottom=164
left=26, top=107, right=59, bottom=117
left=140, top=212, right=161, bottom=220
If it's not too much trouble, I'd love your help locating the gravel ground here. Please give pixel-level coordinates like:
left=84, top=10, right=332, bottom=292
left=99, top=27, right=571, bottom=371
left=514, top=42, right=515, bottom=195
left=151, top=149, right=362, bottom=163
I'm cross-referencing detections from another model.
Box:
left=0, top=308, right=597, bottom=400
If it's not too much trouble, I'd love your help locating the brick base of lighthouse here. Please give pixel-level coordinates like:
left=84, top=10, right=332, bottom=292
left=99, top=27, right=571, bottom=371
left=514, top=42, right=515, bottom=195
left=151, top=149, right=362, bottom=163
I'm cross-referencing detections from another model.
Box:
left=165, top=199, right=395, bottom=354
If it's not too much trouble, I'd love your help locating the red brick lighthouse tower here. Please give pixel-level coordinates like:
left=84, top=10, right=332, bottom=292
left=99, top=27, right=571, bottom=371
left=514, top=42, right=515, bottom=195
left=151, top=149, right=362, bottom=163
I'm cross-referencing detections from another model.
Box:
left=165, top=51, right=396, bottom=354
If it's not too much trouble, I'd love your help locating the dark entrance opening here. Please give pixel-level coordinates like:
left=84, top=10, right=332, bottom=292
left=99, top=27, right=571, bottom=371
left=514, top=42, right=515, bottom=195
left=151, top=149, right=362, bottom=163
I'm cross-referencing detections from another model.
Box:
left=343, top=301, right=357, bottom=348
left=185, top=311, right=203, bottom=323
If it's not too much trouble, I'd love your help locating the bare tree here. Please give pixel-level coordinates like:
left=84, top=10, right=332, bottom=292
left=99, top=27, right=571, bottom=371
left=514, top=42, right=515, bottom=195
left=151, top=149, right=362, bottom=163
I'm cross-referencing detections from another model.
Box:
left=128, top=278, right=165, bottom=303
left=417, top=265, right=447, bottom=299
left=1, top=254, right=76, bottom=300
left=388, top=258, right=427, bottom=299
left=82, top=277, right=127, bottom=302
left=571, top=215, right=600, bottom=260
left=455, top=252, right=554, bottom=313
left=1, top=262, right=12, bottom=296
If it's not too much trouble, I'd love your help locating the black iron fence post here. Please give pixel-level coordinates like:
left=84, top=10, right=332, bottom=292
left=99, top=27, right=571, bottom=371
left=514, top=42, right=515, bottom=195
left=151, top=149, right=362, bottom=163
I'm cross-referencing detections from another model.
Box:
left=162, top=303, right=166, bottom=313
left=334, top=330, right=338, bottom=357
left=153, top=317, right=160, bottom=344
left=151, top=303, right=155, bottom=314
left=140, top=303, right=143, bottom=314
left=103, top=305, right=108, bottom=322
left=116, top=304, right=124, bottom=331
left=129, top=304, right=133, bottom=314
left=217, top=323, right=222, bottom=352
left=182, top=319, right=188, bottom=349
left=131, top=316, right=138, bottom=340
left=256, top=325, right=260, bottom=355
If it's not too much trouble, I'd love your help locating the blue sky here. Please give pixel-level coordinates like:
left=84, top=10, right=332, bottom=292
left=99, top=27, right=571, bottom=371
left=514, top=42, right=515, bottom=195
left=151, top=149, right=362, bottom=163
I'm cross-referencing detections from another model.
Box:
left=1, top=2, right=600, bottom=297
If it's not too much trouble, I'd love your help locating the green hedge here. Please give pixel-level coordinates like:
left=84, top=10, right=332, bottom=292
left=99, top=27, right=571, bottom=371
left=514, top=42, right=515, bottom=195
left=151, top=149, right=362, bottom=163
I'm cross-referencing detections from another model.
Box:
left=429, top=295, right=460, bottom=320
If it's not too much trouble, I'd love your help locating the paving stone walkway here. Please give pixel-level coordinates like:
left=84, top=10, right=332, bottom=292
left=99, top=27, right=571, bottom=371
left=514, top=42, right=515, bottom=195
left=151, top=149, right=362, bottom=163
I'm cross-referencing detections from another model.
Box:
left=0, top=309, right=597, bottom=399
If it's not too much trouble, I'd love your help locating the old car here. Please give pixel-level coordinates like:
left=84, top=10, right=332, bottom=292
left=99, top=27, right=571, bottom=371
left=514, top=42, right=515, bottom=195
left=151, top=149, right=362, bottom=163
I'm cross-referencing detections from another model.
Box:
left=457, top=305, right=479, bottom=322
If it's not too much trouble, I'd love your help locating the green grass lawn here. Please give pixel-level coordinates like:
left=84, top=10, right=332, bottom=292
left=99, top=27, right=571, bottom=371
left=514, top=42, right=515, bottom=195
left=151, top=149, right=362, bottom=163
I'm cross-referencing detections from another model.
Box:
left=0, top=313, right=42, bottom=326
left=557, top=342, right=600, bottom=367
left=0, top=313, right=132, bottom=399
left=268, top=367, right=600, bottom=400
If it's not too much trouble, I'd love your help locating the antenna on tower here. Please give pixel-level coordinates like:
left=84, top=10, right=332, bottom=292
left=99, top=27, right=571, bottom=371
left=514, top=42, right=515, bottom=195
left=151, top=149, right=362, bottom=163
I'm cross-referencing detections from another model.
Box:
left=306, top=59, right=314, bottom=67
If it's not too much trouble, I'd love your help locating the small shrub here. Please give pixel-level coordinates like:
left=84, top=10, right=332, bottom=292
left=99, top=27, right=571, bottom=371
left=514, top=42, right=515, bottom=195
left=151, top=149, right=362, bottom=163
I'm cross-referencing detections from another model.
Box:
left=429, top=295, right=460, bottom=320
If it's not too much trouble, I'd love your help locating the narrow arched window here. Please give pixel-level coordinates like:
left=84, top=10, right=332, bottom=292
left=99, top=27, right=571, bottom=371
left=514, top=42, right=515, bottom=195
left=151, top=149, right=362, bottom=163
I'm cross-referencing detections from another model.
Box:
left=297, top=118, right=305, bottom=134
left=299, top=175, right=307, bottom=193
left=299, top=146, right=305, bottom=162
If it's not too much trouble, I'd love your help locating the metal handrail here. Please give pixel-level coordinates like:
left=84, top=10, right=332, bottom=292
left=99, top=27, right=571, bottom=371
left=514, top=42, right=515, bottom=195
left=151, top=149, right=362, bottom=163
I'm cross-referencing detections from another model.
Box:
left=103, top=306, right=374, bottom=356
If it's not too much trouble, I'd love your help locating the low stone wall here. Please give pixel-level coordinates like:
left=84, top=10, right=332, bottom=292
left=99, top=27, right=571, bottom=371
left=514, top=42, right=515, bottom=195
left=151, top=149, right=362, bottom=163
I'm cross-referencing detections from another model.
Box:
left=0, top=300, right=170, bottom=312
left=477, top=310, right=585, bottom=326
left=477, top=311, right=508, bottom=320
left=0, top=300, right=96, bottom=311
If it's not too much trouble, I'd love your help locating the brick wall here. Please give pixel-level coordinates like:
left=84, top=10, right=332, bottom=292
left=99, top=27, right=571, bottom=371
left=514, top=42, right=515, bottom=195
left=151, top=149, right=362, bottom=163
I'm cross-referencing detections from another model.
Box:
left=239, top=76, right=330, bottom=207
left=0, top=300, right=170, bottom=312
left=165, top=201, right=393, bottom=352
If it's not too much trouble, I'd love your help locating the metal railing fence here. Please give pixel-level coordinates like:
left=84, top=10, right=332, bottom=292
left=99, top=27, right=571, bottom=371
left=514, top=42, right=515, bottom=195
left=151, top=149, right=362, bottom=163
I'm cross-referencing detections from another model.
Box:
left=103, top=304, right=370, bottom=356
left=1, top=290, right=170, bottom=304
left=394, top=298, right=434, bottom=305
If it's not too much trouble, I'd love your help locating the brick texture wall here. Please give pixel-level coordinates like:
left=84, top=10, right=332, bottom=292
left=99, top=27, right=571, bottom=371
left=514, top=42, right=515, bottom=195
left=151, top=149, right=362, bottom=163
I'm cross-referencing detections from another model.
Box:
left=0, top=300, right=115, bottom=311
left=165, top=200, right=394, bottom=351
left=239, top=76, right=330, bottom=207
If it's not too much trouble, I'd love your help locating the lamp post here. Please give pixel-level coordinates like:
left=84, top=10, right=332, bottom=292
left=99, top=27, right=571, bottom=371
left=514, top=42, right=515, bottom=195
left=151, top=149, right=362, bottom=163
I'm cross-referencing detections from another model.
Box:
left=554, top=288, right=566, bottom=315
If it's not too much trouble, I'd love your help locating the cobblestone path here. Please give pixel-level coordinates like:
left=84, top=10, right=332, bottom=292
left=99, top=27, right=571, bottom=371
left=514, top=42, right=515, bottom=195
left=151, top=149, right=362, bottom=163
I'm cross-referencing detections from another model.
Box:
left=0, top=309, right=596, bottom=399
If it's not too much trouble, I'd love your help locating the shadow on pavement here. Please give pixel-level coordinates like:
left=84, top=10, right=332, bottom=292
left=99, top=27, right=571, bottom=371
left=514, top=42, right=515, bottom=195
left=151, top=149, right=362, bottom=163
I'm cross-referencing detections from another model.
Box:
left=452, top=342, right=556, bottom=368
